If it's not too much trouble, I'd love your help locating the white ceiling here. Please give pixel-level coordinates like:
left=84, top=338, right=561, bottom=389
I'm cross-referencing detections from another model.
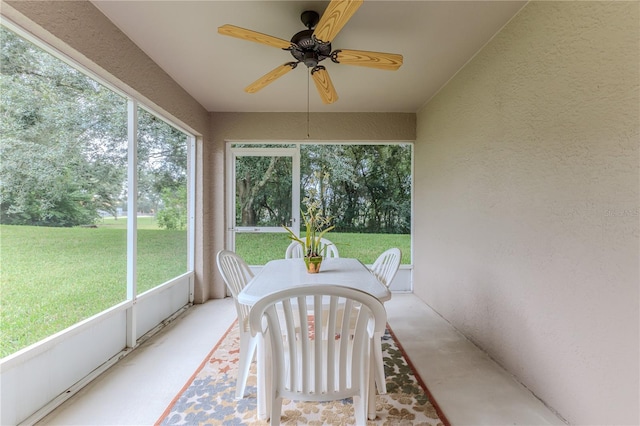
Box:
left=92, top=1, right=526, bottom=113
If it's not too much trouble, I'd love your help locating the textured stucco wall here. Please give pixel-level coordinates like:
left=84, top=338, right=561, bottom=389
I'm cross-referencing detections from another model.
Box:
left=209, top=112, right=416, bottom=297
left=210, top=112, right=416, bottom=141
left=4, top=1, right=214, bottom=303
left=414, top=2, right=639, bottom=424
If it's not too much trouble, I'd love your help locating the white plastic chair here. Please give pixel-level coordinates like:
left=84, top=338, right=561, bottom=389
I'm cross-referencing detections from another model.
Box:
left=371, top=247, right=402, bottom=288
left=216, top=250, right=257, bottom=399
left=284, top=238, right=339, bottom=259
left=369, top=248, right=401, bottom=394
left=249, top=285, right=387, bottom=425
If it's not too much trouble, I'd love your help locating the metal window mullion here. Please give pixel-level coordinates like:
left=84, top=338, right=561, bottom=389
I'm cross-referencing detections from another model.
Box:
left=126, top=99, right=138, bottom=348
left=187, top=135, right=196, bottom=302
left=292, top=145, right=301, bottom=237
left=226, top=142, right=236, bottom=250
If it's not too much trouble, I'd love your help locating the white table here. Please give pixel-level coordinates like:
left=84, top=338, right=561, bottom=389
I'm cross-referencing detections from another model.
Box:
left=238, top=257, right=391, bottom=305
left=238, top=257, right=391, bottom=420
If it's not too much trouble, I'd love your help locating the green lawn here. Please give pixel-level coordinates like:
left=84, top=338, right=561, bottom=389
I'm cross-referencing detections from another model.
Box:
left=0, top=222, right=409, bottom=358
left=0, top=220, right=187, bottom=357
left=235, top=232, right=410, bottom=265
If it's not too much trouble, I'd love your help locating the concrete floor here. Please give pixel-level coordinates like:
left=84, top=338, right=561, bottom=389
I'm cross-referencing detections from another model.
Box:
left=36, top=294, right=565, bottom=426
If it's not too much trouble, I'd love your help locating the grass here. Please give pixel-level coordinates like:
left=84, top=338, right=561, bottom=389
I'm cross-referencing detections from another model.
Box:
left=235, top=232, right=411, bottom=265
left=0, top=221, right=409, bottom=358
left=0, top=219, right=187, bottom=358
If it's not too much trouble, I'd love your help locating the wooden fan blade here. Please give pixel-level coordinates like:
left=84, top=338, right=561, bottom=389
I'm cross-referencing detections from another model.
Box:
left=332, top=49, right=403, bottom=70
left=311, top=66, right=338, bottom=104
left=313, top=0, right=363, bottom=43
left=218, top=24, right=293, bottom=49
left=245, top=63, right=297, bottom=94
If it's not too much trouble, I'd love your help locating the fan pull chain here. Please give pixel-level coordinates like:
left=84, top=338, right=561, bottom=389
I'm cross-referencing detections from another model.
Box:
left=307, top=72, right=310, bottom=139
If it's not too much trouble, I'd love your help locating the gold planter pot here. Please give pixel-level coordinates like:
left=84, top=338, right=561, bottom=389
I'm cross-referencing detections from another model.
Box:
left=304, top=256, right=323, bottom=273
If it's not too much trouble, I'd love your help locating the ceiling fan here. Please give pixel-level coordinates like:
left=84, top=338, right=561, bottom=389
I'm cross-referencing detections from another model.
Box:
left=217, top=0, right=403, bottom=104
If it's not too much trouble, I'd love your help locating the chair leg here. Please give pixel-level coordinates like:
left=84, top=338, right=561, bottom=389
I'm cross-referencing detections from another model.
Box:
left=270, top=395, right=283, bottom=426
left=256, top=332, right=272, bottom=420
left=373, top=331, right=387, bottom=394
left=368, top=351, right=377, bottom=421
left=353, top=394, right=366, bottom=426
left=236, top=332, right=258, bottom=399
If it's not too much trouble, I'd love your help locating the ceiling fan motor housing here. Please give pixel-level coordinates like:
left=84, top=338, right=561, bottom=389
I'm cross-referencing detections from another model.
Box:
left=289, top=12, right=332, bottom=68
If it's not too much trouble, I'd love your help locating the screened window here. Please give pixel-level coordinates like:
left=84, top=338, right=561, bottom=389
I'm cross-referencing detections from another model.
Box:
left=230, top=143, right=412, bottom=265
left=136, top=108, right=189, bottom=292
left=0, top=25, right=192, bottom=357
left=300, top=144, right=411, bottom=263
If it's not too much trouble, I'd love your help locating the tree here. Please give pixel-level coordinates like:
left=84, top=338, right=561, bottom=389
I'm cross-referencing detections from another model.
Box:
left=1, top=27, right=127, bottom=226
left=235, top=155, right=292, bottom=227
left=232, top=144, right=412, bottom=234
left=301, top=144, right=411, bottom=234
left=1, top=27, right=189, bottom=228
left=157, top=186, right=187, bottom=230
left=137, top=108, right=188, bottom=229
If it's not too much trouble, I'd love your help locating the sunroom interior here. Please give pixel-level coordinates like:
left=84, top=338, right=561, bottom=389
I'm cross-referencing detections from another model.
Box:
left=0, top=1, right=638, bottom=426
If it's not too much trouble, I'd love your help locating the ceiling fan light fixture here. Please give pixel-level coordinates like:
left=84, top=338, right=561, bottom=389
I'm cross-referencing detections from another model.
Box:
left=303, top=51, right=318, bottom=68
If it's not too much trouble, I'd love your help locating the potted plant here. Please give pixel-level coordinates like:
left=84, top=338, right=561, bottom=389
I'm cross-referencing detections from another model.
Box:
left=283, top=189, right=335, bottom=273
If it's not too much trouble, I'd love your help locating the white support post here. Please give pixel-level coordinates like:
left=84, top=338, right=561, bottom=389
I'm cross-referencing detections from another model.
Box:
left=292, top=145, right=301, bottom=237
left=126, top=99, right=138, bottom=348
left=187, top=135, right=196, bottom=303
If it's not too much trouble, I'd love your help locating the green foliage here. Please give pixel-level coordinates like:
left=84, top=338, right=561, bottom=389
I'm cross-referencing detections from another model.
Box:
left=1, top=27, right=188, bottom=228
left=300, top=144, right=412, bottom=234
left=234, top=144, right=412, bottom=235
left=235, top=155, right=292, bottom=227
left=1, top=26, right=128, bottom=226
left=157, top=186, right=187, bottom=230
left=137, top=108, right=188, bottom=217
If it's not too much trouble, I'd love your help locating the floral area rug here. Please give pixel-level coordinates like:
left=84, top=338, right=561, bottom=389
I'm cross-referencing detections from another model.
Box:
left=156, top=321, right=448, bottom=426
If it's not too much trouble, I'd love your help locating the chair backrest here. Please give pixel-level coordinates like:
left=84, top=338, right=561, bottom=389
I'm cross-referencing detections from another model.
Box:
left=216, top=250, right=254, bottom=329
left=285, top=238, right=339, bottom=259
left=371, top=248, right=401, bottom=287
left=249, top=284, right=386, bottom=402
